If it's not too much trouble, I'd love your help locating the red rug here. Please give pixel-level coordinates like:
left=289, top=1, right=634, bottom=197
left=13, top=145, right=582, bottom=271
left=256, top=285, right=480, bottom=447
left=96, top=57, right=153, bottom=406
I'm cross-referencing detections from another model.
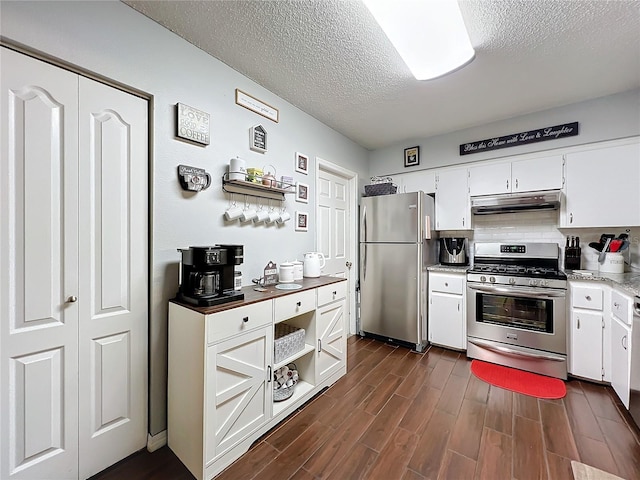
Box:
left=470, top=360, right=566, bottom=399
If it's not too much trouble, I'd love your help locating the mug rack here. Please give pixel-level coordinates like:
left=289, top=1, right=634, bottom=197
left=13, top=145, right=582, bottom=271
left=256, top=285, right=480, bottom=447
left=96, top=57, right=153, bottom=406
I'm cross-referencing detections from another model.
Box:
left=222, top=172, right=295, bottom=201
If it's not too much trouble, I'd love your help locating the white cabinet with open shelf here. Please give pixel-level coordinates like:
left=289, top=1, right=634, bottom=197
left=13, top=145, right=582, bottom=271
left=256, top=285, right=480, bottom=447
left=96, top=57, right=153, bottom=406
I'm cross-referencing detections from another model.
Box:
left=168, top=278, right=347, bottom=480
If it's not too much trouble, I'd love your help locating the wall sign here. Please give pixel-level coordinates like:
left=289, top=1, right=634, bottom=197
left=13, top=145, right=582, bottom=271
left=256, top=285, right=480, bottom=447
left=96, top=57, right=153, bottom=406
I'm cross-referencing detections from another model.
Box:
left=176, top=103, right=210, bottom=145
left=177, top=164, right=211, bottom=192
left=250, top=124, right=267, bottom=153
left=236, top=89, right=279, bottom=123
left=460, top=122, right=579, bottom=156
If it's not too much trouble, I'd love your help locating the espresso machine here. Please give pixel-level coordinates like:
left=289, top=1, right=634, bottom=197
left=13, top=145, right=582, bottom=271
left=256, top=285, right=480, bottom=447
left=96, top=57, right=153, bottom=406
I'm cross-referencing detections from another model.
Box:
left=177, top=245, right=244, bottom=306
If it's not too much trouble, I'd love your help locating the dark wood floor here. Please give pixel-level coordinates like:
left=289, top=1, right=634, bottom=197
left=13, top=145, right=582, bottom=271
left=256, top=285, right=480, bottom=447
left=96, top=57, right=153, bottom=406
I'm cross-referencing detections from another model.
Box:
left=92, top=336, right=640, bottom=480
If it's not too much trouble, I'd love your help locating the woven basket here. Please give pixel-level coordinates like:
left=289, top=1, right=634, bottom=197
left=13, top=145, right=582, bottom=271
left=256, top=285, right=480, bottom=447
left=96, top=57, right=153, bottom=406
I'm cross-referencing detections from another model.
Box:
left=364, top=183, right=397, bottom=196
left=274, top=324, right=305, bottom=364
left=273, top=363, right=297, bottom=402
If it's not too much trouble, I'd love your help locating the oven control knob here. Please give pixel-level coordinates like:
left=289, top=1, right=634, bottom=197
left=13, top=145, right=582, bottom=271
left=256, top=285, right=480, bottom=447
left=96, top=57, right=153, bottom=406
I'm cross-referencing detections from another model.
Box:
left=509, top=277, right=516, bottom=285
left=489, top=276, right=496, bottom=283
left=480, top=275, right=486, bottom=283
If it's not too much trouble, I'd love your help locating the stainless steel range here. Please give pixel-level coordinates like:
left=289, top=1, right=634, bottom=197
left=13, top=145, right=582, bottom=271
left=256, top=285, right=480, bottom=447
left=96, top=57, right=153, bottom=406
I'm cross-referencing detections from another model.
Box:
left=466, top=242, right=568, bottom=379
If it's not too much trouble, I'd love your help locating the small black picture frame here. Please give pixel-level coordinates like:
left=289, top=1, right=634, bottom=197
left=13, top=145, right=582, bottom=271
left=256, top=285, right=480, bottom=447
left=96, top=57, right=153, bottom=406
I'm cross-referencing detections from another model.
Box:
left=404, top=146, right=420, bottom=167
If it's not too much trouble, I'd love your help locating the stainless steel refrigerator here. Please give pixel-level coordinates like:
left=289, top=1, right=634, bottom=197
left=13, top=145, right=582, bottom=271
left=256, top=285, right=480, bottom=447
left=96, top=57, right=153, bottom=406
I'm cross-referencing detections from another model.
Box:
left=358, top=192, right=437, bottom=352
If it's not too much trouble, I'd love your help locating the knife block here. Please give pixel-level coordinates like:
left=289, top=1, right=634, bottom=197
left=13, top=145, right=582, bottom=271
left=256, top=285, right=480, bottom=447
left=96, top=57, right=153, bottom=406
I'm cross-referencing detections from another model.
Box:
left=564, top=247, right=581, bottom=270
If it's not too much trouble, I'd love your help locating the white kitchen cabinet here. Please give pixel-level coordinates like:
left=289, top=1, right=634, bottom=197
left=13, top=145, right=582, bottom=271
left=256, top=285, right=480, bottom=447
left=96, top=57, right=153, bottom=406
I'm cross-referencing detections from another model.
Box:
left=468, top=154, right=563, bottom=197
left=568, top=282, right=610, bottom=382
left=611, top=317, right=632, bottom=408
left=394, top=170, right=436, bottom=194
left=610, top=289, right=633, bottom=408
left=435, top=168, right=470, bottom=230
left=316, top=282, right=347, bottom=383
left=428, top=272, right=466, bottom=350
left=168, top=279, right=347, bottom=480
left=562, top=139, right=640, bottom=227
left=206, top=325, right=272, bottom=462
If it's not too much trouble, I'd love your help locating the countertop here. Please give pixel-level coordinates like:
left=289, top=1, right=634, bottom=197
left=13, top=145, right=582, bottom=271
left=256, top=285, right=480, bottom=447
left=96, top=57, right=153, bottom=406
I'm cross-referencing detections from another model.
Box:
left=170, top=276, right=346, bottom=315
left=566, top=269, right=640, bottom=297
left=427, top=264, right=470, bottom=273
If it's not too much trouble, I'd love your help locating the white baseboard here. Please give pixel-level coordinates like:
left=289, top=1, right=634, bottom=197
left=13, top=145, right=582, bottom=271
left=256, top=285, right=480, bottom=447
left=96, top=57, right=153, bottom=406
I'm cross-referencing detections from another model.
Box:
left=146, top=430, right=167, bottom=452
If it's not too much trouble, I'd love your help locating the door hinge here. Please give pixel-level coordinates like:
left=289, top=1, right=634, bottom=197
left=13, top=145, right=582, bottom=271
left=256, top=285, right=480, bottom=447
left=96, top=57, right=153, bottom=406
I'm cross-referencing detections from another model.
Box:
left=601, top=367, right=605, bottom=379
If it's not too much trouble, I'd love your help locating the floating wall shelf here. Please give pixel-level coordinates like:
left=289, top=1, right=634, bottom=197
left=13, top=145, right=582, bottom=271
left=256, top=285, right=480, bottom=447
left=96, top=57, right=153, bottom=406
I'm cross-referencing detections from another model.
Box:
left=222, top=174, right=294, bottom=201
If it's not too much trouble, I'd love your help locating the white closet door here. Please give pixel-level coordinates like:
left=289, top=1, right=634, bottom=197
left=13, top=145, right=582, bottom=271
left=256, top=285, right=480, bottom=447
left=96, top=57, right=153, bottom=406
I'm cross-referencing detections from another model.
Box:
left=1, top=47, right=80, bottom=479
left=77, top=77, right=148, bottom=479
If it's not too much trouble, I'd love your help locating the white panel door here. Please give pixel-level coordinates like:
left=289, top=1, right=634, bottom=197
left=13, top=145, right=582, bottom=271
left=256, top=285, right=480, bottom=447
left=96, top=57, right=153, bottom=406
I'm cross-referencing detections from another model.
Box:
left=1, top=47, right=80, bottom=479
left=77, top=77, right=148, bottom=479
left=317, top=169, right=350, bottom=279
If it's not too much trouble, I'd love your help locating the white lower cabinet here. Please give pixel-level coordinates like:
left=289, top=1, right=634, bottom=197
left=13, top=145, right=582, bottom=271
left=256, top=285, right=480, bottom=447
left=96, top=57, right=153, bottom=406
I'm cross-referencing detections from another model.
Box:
left=428, top=272, right=466, bottom=350
left=568, top=281, right=609, bottom=381
left=168, top=280, right=347, bottom=480
left=610, top=289, right=633, bottom=408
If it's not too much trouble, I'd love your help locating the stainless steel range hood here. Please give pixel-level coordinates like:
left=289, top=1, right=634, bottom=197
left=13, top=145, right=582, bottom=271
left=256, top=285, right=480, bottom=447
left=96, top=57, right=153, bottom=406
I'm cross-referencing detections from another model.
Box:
left=470, top=190, right=562, bottom=215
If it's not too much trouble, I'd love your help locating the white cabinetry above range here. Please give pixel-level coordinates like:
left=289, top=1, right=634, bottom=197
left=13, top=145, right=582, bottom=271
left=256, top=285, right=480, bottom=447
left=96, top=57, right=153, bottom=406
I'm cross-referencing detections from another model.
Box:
left=434, top=168, right=470, bottom=230
left=468, top=154, right=563, bottom=197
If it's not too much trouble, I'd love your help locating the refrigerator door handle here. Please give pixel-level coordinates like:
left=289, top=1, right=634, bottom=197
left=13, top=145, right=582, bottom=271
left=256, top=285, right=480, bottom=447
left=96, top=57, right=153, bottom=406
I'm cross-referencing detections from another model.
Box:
left=361, top=244, right=367, bottom=281
left=424, top=215, right=431, bottom=240
left=362, top=205, right=367, bottom=242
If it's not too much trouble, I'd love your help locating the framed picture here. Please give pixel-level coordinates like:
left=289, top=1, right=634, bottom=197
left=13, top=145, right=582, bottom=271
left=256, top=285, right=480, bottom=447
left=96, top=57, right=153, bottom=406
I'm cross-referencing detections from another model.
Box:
left=296, top=182, right=309, bottom=203
left=250, top=124, right=267, bottom=153
left=295, top=211, right=309, bottom=231
left=295, top=152, right=309, bottom=174
left=404, top=146, right=420, bottom=167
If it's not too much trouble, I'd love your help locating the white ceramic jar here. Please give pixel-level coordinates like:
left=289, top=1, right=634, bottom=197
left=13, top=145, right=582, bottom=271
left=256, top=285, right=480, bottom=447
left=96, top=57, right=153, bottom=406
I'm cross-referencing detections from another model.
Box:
left=278, top=262, right=295, bottom=283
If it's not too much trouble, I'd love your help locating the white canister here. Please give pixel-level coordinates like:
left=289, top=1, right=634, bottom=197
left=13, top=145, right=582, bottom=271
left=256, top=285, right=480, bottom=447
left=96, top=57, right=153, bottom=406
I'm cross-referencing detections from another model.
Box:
left=292, top=261, right=304, bottom=280
left=278, top=262, right=295, bottom=283
left=600, top=253, right=624, bottom=274
left=228, top=157, right=247, bottom=181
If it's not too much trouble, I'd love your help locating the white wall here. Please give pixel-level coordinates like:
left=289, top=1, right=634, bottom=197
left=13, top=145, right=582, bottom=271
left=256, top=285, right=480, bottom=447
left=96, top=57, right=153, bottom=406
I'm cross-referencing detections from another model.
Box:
left=369, top=88, right=640, bottom=176
left=1, top=0, right=369, bottom=435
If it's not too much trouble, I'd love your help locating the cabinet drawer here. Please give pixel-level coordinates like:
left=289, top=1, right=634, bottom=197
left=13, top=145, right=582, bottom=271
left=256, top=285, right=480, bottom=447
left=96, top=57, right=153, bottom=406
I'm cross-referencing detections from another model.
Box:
left=207, top=301, right=272, bottom=344
left=429, top=273, right=464, bottom=294
left=571, top=284, right=603, bottom=311
left=274, top=290, right=316, bottom=323
left=611, top=289, right=632, bottom=325
left=317, top=281, right=347, bottom=307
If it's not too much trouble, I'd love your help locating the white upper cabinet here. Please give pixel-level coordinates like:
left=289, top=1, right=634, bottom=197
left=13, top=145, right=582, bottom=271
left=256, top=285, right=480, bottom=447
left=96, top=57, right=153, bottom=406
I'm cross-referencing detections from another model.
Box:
left=468, top=162, right=511, bottom=196
left=468, top=154, right=563, bottom=197
left=435, top=167, right=470, bottom=230
left=562, top=139, right=640, bottom=228
left=511, top=155, right=564, bottom=193
left=393, top=170, right=436, bottom=194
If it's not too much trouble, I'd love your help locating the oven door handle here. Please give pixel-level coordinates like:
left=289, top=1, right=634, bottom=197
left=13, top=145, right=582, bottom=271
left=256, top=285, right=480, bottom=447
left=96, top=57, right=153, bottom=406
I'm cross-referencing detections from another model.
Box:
left=468, top=338, right=566, bottom=362
left=468, top=284, right=566, bottom=298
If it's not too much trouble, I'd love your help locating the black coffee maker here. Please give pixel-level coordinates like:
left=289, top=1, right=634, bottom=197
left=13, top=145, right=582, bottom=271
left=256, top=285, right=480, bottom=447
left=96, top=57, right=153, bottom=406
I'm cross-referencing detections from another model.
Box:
left=177, top=245, right=244, bottom=306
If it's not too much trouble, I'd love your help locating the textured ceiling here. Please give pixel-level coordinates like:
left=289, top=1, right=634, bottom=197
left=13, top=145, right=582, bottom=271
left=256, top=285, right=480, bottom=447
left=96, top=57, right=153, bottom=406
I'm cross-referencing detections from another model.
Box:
left=123, top=0, right=640, bottom=150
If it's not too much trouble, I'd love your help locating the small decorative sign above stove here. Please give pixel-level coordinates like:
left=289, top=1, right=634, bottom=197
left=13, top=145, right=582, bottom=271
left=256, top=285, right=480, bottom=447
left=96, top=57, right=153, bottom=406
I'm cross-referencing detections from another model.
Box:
left=460, top=122, right=579, bottom=156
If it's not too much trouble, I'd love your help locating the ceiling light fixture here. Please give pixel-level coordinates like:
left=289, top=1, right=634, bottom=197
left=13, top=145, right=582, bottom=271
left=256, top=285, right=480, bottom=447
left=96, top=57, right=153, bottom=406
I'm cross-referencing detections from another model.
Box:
left=363, top=0, right=475, bottom=80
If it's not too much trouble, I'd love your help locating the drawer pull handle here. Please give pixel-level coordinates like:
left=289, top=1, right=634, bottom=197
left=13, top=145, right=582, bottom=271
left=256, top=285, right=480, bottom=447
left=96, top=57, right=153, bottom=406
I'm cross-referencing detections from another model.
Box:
left=585, top=295, right=591, bottom=301
left=243, top=316, right=249, bottom=323
left=318, top=339, right=322, bottom=353
left=445, top=282, right=449, bottom=287
left=297, top=301, right=301, bottom=307
left=614, top=302, right=620, bottom=308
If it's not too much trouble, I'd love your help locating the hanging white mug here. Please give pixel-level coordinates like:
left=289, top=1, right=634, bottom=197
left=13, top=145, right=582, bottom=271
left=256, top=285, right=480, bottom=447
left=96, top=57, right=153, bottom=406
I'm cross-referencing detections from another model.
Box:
left=240, top=207, right=257, bottom=222
left=254, top=209, right=269, bottom=223
left=277, top=211, right=291, bottom=224
left=224, top=206, right=243, bottom=221
left=267, top=210, right=280, bottom=223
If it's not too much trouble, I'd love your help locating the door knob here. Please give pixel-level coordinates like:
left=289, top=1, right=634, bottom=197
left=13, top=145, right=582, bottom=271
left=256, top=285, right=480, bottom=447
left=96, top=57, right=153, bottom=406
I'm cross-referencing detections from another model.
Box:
left=346, top=261, right=353, bottom=269
left=67, top=295, right=78, bottom=303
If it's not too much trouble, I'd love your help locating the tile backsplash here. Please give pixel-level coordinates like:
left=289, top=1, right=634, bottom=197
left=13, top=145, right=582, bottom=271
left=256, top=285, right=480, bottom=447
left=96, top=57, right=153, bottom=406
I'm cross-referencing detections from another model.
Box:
left=440, top=210, right=640, bottom=272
